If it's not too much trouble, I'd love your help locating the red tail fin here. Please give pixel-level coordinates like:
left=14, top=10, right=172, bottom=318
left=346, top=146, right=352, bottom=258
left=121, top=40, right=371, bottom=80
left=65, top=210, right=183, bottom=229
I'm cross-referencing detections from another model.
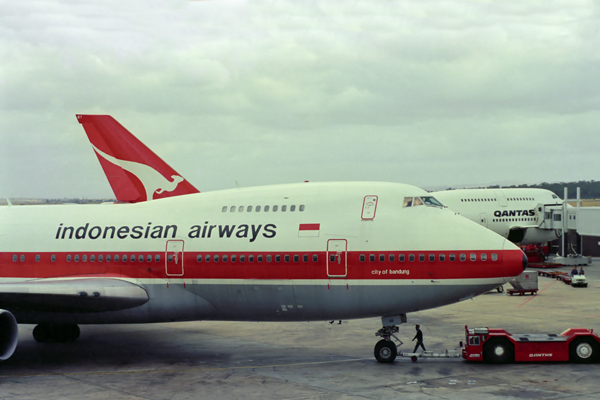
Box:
left=77, top=115, right=199, bottom=202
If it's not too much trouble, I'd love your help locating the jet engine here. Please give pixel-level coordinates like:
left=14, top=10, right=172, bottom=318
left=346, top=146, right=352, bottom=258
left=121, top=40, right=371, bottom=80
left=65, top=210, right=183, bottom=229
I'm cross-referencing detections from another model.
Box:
left=0, top=310, right=18, bottom=360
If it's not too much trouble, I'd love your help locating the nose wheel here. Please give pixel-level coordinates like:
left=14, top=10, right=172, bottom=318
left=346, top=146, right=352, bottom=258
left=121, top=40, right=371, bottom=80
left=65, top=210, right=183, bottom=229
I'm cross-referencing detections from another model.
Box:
left=375, top=325, right=403, bottom=363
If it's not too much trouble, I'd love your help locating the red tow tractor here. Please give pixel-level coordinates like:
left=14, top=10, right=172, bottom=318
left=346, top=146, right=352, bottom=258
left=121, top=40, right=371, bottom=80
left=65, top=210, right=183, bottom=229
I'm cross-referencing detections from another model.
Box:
left=462, top=325, right=600, bottom=364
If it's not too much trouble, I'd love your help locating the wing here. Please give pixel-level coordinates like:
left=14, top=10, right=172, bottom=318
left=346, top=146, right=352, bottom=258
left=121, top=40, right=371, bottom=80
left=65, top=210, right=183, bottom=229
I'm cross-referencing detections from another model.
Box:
left=0, top=278, right=149, bottom=313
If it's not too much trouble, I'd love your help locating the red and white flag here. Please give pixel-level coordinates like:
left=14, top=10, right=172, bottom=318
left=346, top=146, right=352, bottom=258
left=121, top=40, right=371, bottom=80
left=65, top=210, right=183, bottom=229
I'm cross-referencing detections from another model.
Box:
left=298, top=223, right=320, bottom=237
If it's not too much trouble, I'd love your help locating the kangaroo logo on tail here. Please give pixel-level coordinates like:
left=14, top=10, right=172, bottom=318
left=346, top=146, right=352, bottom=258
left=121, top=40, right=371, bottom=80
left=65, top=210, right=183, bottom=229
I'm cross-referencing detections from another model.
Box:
left=92, top=145, right=184, bottom=201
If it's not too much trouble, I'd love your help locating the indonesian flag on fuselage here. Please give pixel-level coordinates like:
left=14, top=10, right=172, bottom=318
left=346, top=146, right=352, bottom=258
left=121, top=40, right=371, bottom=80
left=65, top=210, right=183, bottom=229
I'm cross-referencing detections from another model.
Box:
left=298, top=223, right=320, bottom=237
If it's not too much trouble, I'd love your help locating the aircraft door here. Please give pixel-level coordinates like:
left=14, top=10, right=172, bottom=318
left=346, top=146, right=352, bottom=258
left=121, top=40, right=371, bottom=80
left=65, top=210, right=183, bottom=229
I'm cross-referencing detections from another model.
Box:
left=479, top=213, right=488, bottom=228
left=165, top=240, right=184, bottom=276
left=327, top=239, right=347, bottom=277
left=494, top=190, right=507, bottom=207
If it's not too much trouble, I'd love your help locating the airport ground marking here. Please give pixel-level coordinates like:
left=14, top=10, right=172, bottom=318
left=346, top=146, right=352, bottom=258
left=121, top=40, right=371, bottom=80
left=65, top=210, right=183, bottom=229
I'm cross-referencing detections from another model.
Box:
left=518, top=280, right=558, bottom=308
left=0, top=357, right=371, bottom=378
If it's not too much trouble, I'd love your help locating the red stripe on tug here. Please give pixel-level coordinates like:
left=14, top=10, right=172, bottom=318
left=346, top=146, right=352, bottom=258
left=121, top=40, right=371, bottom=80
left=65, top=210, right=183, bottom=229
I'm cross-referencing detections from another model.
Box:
left=0, top=249, right=524, bottom=281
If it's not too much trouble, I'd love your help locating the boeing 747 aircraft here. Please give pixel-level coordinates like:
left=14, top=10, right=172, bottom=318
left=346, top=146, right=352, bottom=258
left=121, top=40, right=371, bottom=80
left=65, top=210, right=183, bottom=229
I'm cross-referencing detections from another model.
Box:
left=0, top=115, right=526, bottom=363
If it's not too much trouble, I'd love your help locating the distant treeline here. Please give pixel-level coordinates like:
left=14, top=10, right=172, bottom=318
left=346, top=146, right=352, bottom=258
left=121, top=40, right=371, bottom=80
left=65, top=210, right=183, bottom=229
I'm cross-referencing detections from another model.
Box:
left=453, top=181, right=600, bottom=199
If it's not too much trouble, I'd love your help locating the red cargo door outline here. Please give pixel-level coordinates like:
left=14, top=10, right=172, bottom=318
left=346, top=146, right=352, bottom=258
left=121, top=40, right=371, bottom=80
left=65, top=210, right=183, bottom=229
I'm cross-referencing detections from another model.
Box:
left=165, top=240, right=184, bottom=276
left=327, top=239, right=347, bottom=278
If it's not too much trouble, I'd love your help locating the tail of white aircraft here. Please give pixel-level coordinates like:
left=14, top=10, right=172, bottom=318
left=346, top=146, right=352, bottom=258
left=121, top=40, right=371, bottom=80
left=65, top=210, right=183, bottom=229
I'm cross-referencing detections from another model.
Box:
left=77, top=115, right=199, bottom=203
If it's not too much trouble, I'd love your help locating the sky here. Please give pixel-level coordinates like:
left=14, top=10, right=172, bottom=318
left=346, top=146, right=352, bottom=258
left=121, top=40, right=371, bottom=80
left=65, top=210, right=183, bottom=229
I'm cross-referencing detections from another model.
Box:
left=1, top=0, right=599, bottom=199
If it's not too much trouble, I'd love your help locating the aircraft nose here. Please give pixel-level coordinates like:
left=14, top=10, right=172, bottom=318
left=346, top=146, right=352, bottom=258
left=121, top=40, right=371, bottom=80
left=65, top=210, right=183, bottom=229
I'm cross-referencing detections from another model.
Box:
left=522, top=252, right=528, bottom=271
left=502, top=240, right=527, bottom=280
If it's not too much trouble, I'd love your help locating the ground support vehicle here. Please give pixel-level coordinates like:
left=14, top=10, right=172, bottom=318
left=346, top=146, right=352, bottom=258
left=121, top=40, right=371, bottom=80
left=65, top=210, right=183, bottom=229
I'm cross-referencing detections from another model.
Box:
left=462, top=326, right=600, bottom=364
left=507, top=270, right=538, bottom=296
left=571, top=274, right=588, bottom=288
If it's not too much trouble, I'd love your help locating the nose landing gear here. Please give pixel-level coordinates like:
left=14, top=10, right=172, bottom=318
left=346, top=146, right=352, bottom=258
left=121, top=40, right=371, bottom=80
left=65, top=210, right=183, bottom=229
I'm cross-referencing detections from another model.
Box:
left=374, top=314, right=406, bottom=363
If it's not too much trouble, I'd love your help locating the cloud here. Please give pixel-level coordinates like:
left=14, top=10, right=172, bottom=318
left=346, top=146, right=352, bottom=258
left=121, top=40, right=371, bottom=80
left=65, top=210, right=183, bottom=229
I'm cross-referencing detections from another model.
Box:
left=1, top=0, right=599, bottom=198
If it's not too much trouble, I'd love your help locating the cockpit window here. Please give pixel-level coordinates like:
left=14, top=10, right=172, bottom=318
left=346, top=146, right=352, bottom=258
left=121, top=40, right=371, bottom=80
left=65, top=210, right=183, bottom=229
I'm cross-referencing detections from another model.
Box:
left=421, top=196, right=444, bottom=207
left=403, top=196, right=444, bottom=208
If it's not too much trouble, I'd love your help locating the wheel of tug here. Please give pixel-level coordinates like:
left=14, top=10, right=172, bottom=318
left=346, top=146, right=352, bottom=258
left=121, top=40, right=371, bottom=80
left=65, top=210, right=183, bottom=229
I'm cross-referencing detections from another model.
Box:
left=411, top=355, right=418, bottom=362
left=569, top=337, right=599, bottom=363
left=497, top=286, right=504, bottom=293
left=483, top=338, right=514, bottom=364
left=33, top=324, right=80, bottom=343
left=374, top=339, right=397, bottom=363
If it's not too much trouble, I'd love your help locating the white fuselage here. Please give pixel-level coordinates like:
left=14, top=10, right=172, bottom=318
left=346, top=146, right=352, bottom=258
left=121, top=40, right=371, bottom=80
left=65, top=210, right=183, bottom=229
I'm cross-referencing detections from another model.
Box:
left=0, top=182, right=525, bottom=324
left=431, top=188, right=563, bottom=245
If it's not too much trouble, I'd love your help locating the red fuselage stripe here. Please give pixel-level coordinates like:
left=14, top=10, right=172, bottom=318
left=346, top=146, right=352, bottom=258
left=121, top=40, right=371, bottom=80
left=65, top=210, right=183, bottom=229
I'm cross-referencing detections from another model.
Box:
left=1, top=250, right=523, bottom=280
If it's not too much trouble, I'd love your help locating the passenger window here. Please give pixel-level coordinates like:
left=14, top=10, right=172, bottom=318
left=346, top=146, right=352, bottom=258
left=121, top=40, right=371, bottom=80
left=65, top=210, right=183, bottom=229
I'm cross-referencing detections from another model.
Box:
left=222, top=206, right=227, bottom=212
left=238, top=206, right=244, bottom=212
left=231, top=255, right=237, bottom=262
left=90, top=255, right=94, bottom=262
left=285, top=255, right=290, bottom=262
left=429, top=254, right=434, bottom=262
left=168, top=255, right=173, bottom=262
left=369, top=254, right=375, bottom=262
left=130, top=255, right=135, bottom=262
left=20, top=254, right=25, bottom=262
left=303, top=255, right=308, bottom=262
left=258, top=255, right=263, bottom=262
left=223, top=255, right=228, bottom=262
left=256, top=205, right=261, bottom=212
left=481, top=254, right=487, bottom=261
left=293, top=255, right=298, bottom=262
left=299, top=205, right=305, bottom=211
left=276, top=255, right=281, bottom=262
left=82, top=255, right=87, bottom=262
left=470, top=254, right=476, bottom=261
left=155, top=255, right=161, bottom=262
left=247, top=206, right=253, bottom=212
left=419, top=254, right=425, bottom=262
left=439, top=254, right=445, bottom=262
left=460, top=254, right=466, bottom=261
left=312, top=254, right=318, bottom=262
left=290, top=205, right=296, bottom=212
left=12, top=254, right=16, bottom=262
left=35, top=254, right=40, bottom=262
left=379, top=254, right=385, bottom=262
left=229, top=206, right=235, bottom=212
left=282, top=205, right=287, bottom=212
left=197, top=255, right=202, bottom=262
left=273, top=205, right=278, bottom=212
left=492, top=253, right=498, bottom=261
left=205, top=255, right=210, bottom=262
left=360, top=254, right=365, bottom=262
left=389, top=254, right=395, bottom=262
left=240, top=255, right=246, bottom=262
left=98, top=255, right=103, bottom=262
left=249, top=255, right=254, bottom=262
left=114, top=255, right=120, bottom=262
left=214, top=255, right=219, bottom=262
left=264, top=205, right=270, bottom=212
left=409, top=254, right=415, bottom=262
left=147, top=255, right=152, bottom=262
left=449, top=254, right=455, bottom=261
left=106, top=255, right=111, bottom=262
left=266, top=255, right=272, bottom=262
left=399, top=254, right=405, bottom=262
left=67, top=255, right=71, bottom=262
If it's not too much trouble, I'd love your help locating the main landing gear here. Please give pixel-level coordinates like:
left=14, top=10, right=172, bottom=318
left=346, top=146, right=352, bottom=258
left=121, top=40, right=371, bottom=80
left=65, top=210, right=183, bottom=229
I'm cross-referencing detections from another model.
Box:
left=33, top=324, right=80, bottom=343
left=374, top=314, right=407, bottom=363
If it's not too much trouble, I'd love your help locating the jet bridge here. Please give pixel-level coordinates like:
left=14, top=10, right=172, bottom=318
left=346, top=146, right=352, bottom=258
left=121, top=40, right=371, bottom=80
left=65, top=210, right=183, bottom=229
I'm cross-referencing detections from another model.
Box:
left=537, top=188, right=600, bottom=265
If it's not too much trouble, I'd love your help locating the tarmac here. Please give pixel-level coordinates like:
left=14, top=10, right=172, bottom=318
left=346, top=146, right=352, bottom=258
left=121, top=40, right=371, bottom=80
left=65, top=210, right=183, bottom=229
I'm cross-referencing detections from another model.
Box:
left=1, top=260, right=600, bottom=399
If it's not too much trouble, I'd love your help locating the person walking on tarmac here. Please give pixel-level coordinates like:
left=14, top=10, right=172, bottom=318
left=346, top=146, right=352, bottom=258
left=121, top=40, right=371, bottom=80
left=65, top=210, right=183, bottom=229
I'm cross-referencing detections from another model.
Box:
left=412, top=324, right=426, bottom=353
